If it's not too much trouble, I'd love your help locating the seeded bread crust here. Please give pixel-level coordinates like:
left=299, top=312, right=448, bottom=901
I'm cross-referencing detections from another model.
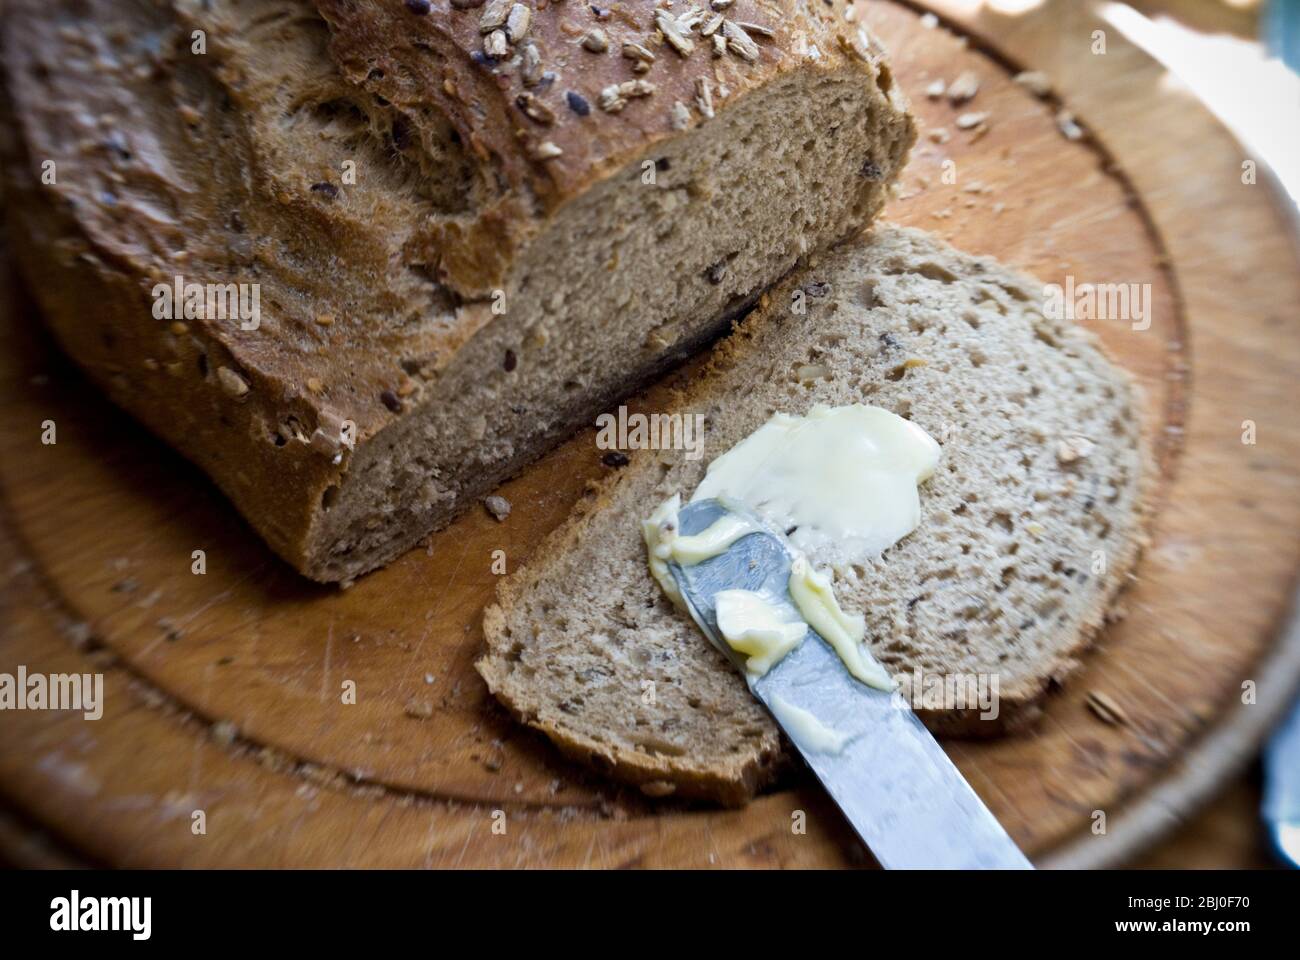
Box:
left=0, top=0, right=913, bottom=581
left=478, top=224, right=1152, bottom=806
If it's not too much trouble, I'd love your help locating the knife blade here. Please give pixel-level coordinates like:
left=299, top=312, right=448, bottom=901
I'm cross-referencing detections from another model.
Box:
left=667, top=497, right=1032, bottom=870
left=1263, top=694, right=1300, bottom=868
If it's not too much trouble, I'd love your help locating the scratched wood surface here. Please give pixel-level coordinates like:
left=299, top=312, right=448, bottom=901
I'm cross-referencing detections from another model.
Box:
left=1, top=0, right=1299, bottom=867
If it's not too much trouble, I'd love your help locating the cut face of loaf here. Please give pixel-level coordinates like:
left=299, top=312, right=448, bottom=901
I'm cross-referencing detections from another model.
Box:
left=0, top=0, right=914, bottom=581
left=478, top=224, right=1150, bottom=806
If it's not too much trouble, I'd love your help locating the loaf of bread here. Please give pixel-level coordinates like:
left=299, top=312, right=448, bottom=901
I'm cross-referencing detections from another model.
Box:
left=0, top=0, right=914, bottom=581
left=478, top=224, right=1150, bottom=805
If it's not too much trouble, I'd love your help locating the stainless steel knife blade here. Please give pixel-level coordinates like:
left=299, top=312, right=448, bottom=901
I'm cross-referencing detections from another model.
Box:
left=1263, top=694, right=1300, bottom=868
left=668, top=497, right=1032, bottom=870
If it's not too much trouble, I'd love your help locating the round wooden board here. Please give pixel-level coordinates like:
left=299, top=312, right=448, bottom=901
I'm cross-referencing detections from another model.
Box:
left=2, top=0, right=1299, bottom=868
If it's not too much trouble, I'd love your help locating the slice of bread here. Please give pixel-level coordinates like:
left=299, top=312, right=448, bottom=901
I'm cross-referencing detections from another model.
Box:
left=478, top=224, right=1149, bottom=806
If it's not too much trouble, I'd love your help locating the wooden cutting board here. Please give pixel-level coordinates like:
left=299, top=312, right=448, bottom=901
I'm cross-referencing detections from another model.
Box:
left=2, top=0, right=1299, bottom=868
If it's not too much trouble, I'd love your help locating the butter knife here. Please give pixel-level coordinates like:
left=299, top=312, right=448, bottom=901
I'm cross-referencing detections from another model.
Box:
left=668, top=497, right=1032, bottom=870
left=1263, top=694, right=1300, bottom=868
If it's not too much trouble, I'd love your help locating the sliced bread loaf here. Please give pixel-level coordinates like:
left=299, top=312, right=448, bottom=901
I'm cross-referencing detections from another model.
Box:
left=0, top=0, right=913, bottom=581
left=478, top=224, right=1149, bottom=805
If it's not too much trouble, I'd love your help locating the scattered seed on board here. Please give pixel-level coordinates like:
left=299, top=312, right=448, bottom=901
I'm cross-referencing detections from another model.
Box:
left=483, top=495, right=512, bottom=521
left=1085, top=690, right=1128, bottom=726
left=955, top=111, right=987, bottom=130
left=946, top=70, right=980, bottom=105
left=1014, top=70, right=1052, bottom=98
left=404, top=699, right=435, bottom=720
left=212, top=720, right=238, bottom=746
left=1056, top=109, right=1085, bottom=141
left=925, top=78, right=945, bottom=99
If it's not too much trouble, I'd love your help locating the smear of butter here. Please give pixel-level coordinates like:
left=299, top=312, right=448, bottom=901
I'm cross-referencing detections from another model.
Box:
left=642, top=493, right=684, bottom=607
left=768, top=693, right=853, bottom=754
left=690, top=404, right=941, bottom=567
left=643, top=499, right=768, bottom=600
left=669, top=511, right=766, bottom=565
left=787, top=554, right=893, bottom=691
left=714, top=589, right=807, bottom=677
left=644, top=404, right=938, bottom=690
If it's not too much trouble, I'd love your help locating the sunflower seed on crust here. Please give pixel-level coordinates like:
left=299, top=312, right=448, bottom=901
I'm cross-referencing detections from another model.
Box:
left=505, top=3, right=531, bottom=43
left=521, top=42, right=543, bottom=86
left=676, top=7, right=706, bottom=31
left=484, top=29, right=509, bottom=59
left=479, top=0, right=511, bottom=33
left=722, top=20, right=759, bottom=62
left=598, top=84, right=625, bottom=112
left=622, top=41, right=656, bottom=64
left=516, top=92, right=555, bottom=124
left=656, top=10, right=696, bottom=57
left=694, top=76, right=714, bottom=118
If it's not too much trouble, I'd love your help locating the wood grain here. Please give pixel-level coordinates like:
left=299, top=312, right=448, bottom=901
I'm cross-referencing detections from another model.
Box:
left=1, top=0, right=1298, bottom=867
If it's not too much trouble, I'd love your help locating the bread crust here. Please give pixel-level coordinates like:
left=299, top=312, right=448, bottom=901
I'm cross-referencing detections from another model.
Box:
left=0, top=0, right=912, bottom=579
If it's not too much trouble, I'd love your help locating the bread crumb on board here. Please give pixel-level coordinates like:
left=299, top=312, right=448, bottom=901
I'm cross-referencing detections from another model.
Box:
left=1014, top=70, right=1053, bottom=98
left=1056, top=109, right=1086, bottom=141
left=1085, top=691, right=1129, bottom=726
left=483, top=495, right=512, bottom=522
left=946, top=70, right=980, bottom=105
